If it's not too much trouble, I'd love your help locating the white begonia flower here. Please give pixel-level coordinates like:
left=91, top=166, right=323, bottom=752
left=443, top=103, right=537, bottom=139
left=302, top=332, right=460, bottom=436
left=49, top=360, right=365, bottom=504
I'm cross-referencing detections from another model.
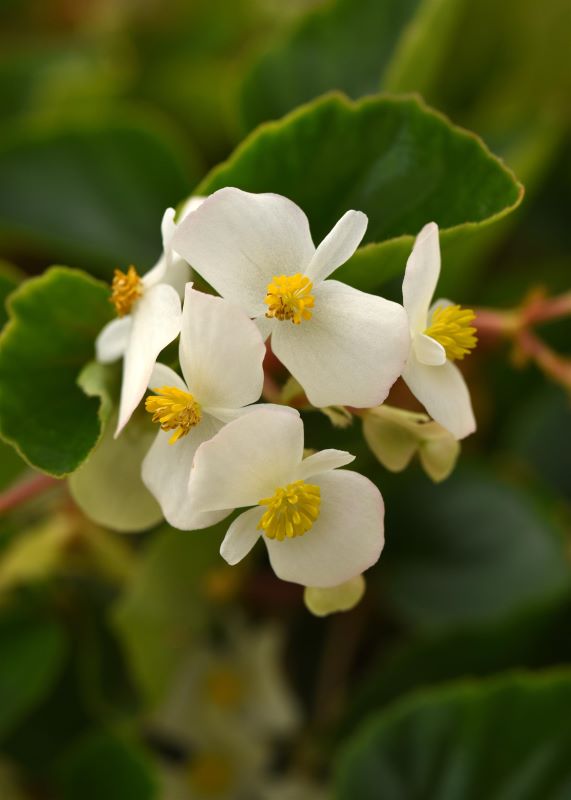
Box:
left=362, top=404, right=460, bottom=482
left=188, top=407, right=384, bottom=588
left=158, top=723, right=268, bottom=800
left=96, top=197, right=204, bottom=436
left=152, top=623, right=299, bottom=743
left=401, top=222, right=477, bottom=440
left=141, top=284, right=267, bottom=531
left=172, top=188, right=409, bottom=408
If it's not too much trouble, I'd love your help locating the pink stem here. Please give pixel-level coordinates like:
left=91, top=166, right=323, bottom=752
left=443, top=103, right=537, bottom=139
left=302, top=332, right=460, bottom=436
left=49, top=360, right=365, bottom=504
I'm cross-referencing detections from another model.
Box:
left=0, top=473, right=58, bottom=514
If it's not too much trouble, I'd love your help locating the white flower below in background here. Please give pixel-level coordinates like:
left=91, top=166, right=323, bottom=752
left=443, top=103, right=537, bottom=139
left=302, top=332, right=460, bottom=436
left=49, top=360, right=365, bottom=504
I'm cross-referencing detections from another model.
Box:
left=152, top=623, right=299, bottom=743
left=401, top=222, right=477, bottom=439
left=96, top=197, right=203, bottom=435
left=158, top=724, right=268, bottom=800
left=173, top=188, right=409, bottom=408
left=142, top=285, right=266, bottom=530
left=188, top=407, right=384, bottom=587
left=363, top=404, right=460, bottom=482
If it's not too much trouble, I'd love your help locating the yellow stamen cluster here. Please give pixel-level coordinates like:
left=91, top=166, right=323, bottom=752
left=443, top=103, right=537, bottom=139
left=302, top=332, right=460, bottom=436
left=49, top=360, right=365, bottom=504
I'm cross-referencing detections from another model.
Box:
left=109, top=265, right=142, bottom=317
left=424, top=304, right=478, bottom=361
left=257, top=480, right=321, bottom=541
left=187, top=753, right=234, bottom=796
left=145, top=386, right=202, bottom=444
left=264, top=273, right=315, bottom=324
left=205, top=666, right=245, bottom=709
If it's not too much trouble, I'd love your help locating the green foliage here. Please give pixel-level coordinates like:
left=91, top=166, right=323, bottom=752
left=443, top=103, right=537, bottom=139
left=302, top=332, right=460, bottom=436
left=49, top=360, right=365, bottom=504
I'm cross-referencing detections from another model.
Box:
left=382, top=467, right=570, bottom=629
left=335, top=672, right=571, bottom=799
left=506, top=385, right=571, bottom=503
left=0, top=116, right=196, bottom=277
left=61, top=731, right=157, bottom=800
left=0, top=608, right=67, bottom=741
left=0, top=267, right=113, bottom=476
left=241, top=0, right=426, bottom=130
left=346, top=597, right=571, bottom=727
left=199, top=93, right=522, bottom=292
left=113, top=524, right=225, bottom=704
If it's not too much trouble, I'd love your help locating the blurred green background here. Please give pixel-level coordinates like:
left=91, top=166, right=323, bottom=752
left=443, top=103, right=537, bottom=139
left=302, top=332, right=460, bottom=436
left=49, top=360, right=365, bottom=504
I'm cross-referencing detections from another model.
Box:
left=0, top=0, right=570, bottom=797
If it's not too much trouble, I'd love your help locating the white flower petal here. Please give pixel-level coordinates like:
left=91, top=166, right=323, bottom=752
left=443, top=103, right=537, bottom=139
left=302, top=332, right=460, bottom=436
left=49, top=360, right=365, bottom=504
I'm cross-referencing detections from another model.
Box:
left=305, top=210, right=367, bottom=284
left=264, top=469, right=384, bottom=588
left=142, top=414, right=231, bottom=530
left=188, top=407, right=303, bottom=512
left=403, top=355, right=476, bottom=440
left=179, top=286, right=265, bottom=410
left=95, top=316, right=132, bottom=364
left=413, top=332, right=446, bottom=366
left=270, top=280, right=409, bottom=408
left=163, top=257, right=191, bottom=298
left=402, top=222, right=441, bottom=332
left=148, top=363, right=187, bottom=392
left=177, top=195, right=206, bottom=221
left=255, top=315, right=275, bottom=342
left=294, top=449, right=355, bottom=481
left=142, top=208, right=177, bottom=288
left=116, top=284, right=182, bottom=435
left=172, top=188, right=315, bottom=316
left=220, top=506, right=263, bottom=565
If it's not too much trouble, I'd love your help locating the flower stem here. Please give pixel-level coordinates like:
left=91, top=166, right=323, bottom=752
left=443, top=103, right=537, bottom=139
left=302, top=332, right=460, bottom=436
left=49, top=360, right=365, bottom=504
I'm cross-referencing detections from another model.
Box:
left=0, top=473, right=58, bottom=515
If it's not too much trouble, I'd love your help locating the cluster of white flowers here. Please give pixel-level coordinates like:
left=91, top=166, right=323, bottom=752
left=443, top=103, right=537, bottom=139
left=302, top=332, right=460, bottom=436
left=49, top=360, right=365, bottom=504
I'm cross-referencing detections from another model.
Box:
left=150, top=620, right=323, bottom=799
left=96, top=188, right=477, bottom=598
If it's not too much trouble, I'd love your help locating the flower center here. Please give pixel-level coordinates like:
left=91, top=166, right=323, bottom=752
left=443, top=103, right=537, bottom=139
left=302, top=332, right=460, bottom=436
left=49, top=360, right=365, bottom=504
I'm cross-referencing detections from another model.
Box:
left=187, top=753, right=234, bottom=796
left=205, top=666, right=245, bottom=710
left=257, top=480, right=320, bottom=541
left=424, top=304, right=478, bottom=361
left=109, top=265, right=143, bottom=317
left=264, top=273, right=315, bottom=324
left=145, top=386, right=202, bottom=444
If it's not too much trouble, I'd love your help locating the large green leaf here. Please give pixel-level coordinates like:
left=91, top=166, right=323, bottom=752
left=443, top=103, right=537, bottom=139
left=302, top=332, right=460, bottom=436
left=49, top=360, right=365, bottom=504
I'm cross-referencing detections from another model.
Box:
left=506, top=386, right=571, bottom=502
left=345, top=596, right=571, bottom=731
left=0, top=267, right=113, bottom=476
left=0, top=116, right=196, bottom=277
left=335, top=672, right=571, bottom=799
left=61, top=731, right=157, bottom=800
left=0, top=608, right=67, bottom=741
left=240, top=0, right=465, bottom=131
left=381, top=467, right=570, bottom=629
left=197, top=93, right=522, bottom=292
left=113, top=524, right=225, bottom=703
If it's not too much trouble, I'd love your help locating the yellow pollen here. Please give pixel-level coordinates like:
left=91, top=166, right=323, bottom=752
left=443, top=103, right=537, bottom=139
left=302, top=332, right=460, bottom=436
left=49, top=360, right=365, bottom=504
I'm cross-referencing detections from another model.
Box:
left=265, top=273, right=315, bottom=324
left=187, top=752, right=234, bottom=796
left=257, top=480, right=321, bottom=541
left=424, top=304, right=478, bottom=361
left=109, top=265, right=142, bottom=316
left=205, top=666, right=245, bottom=709
left=145, top=386, right=202, bottom=444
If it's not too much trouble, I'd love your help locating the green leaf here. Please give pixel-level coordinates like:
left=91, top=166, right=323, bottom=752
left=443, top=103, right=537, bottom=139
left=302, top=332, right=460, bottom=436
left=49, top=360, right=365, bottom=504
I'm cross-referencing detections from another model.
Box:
left=381, top=467, right=570, bottom=629
left=61, top=731, right=157, bottom=800
left=0, top=609, right=67, bottom=741
left=346, top=596, right=571, bottom=729
left=0, top=116, right=197, bottom=278
left=198, top=93, right=522, bottom=291
left=0, top=259, right=23, bottom=331
left=240, top=0, right=460, bottom=131
left=335, top=672, right=571, bottom=799
left=506, top=385, right=571, bottom=502
left=113, top=524, right=224, bottom=703
left=0, top=267, right=113, bottom=476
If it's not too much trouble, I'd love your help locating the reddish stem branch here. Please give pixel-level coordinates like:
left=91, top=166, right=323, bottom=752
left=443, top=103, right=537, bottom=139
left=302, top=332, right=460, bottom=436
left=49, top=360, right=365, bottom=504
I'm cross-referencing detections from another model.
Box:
left=0, top=473, right=58, bottom=515
left=516, top=328, right=571, bottom=390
